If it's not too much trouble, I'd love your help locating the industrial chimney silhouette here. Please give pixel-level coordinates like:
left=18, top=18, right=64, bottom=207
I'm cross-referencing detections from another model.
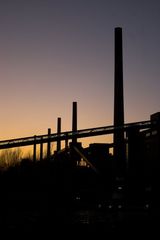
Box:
left=72, top=101, right=77, bottom=144
left=113, top=27, right=126, bottom=178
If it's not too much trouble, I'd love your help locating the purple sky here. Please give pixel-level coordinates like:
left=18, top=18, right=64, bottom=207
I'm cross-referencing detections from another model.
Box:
left=0, top=0, right=160, bottom=149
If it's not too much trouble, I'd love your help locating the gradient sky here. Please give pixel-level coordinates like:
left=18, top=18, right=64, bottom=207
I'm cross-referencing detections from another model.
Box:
left=0, top=0, right=160, bottom=149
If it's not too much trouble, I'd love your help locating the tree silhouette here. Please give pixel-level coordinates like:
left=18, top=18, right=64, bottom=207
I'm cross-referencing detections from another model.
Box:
left=0, top=148, right=22, bottom=170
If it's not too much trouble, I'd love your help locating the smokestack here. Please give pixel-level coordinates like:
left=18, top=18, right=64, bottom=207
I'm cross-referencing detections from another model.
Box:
left=114, top=27, right=124, bottom=127
left=57, top=117, right=61, bottom=152
left=113, top=27, right=126, bottom=178
left=47, top=128, right=51, bottom=160
left=72, top=101, right=77, bottom=144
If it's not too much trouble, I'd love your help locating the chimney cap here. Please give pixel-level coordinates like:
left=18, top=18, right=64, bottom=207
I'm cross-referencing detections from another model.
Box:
left=115, top=27, right=122, bottom=31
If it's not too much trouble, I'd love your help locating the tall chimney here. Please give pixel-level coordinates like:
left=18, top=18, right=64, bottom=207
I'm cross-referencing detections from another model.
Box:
left=113, top=27, right=126, bottom=178
left=72, top=101, right=77, bottom=144
left=57, top=117, right=61, bottom=152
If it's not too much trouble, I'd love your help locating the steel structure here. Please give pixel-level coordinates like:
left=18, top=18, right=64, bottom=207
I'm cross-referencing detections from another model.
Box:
left=0, top=120, right=152, bottom=150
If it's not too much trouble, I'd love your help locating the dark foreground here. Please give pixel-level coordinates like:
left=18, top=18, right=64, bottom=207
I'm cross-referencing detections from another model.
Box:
left=0, top=159, right=159, bottom=237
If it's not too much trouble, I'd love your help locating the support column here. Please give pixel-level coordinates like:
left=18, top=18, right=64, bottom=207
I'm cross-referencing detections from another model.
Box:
left=65, top=133, right=69, bottom=149
left=40, top=137, right=43, bottom=161
left=33, top=135, right=36, bottom=162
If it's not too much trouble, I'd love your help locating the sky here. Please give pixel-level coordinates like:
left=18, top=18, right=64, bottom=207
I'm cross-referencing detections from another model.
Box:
left=0, top=0, right=160, bottom=149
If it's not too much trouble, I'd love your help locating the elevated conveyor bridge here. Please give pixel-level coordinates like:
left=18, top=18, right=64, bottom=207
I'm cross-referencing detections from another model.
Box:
left=0, top=120, right=152, bottom=150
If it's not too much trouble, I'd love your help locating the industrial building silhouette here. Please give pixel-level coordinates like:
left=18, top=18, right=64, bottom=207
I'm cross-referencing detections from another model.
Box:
left=0, top=27, right=160, bottom=235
